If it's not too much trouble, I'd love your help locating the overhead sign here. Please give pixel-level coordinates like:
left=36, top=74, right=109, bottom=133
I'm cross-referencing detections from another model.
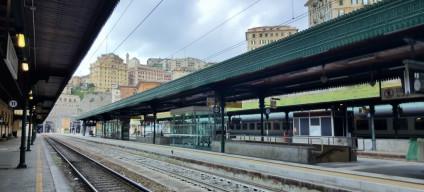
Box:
left=206, top=97, right=215, bottom=107
left=4, top=33, right=19, bottom=80
left=381, top=86, right=424, bottom=100
left=403, top=60, right=424, bottom=94
left=225, top=102, right=242, bottom=108
left=270, top=100, right=277, bottom=109
left=8, top=100, right=18, bottom=109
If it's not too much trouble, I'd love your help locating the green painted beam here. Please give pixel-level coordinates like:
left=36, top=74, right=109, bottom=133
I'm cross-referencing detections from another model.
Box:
left=78, top=0, right=424, bottom=120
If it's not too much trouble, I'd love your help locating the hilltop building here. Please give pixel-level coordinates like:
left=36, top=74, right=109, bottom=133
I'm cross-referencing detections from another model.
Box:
left=245, top=26, right=298, bottom=51
left=90, top=53, right=128, bottom=92
left=305, top=0, right=382, bottom=27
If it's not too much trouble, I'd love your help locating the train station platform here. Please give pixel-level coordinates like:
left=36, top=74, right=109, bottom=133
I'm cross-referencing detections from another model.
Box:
left=59, top=134, right=424, bottom=192
left=0, top=135, right=72, bottom=192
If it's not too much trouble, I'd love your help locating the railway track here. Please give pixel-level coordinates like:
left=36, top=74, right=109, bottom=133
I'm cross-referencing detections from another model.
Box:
left=46, top=137, right=151, bottom=192
left=61, top=137, right=273, bottom=192
left=58, top=136, right=273, bottom=192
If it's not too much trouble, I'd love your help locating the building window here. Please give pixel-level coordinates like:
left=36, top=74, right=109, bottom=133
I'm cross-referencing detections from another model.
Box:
left=276, top=33, right=278, bottom=37
left=250, top=40, right=255, bottom=45
left=259, top=33, right=262, bottom=37
left=363, top=0, right=369, bottom=5
left=252, top=34, right=255, bottom=38
left=265, top=33, right=268, bottom=37
left=339, top=0, right=343, bottom=5
left=338, top=9, right=345, bottom=16
left=351, top=0, right=358, bottom=5
left=281, top=32, right=284, bottom=36
left=270, top=33, right=273, bottom=37
left=256, top=123, right=262, bottom=130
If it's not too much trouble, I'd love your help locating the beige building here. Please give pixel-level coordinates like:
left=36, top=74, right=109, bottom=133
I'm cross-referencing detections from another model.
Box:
left=128, top=65, right=171, bottom=86
left=172, top=67, right=196, bottom=80
left=245, top=26, right=298, bottom=51
left=305, top=0, right=382, bottom=28
left=90, top=53, right=128, bottom=92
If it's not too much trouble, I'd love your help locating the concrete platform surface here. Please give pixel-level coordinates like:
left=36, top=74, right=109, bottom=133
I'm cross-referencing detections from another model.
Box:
left=0, top=135, right=72, bottom=192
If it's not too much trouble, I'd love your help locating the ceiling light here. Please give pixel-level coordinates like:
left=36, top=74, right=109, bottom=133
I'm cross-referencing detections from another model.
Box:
left=17, top=33, right=25, bottom=48
left=29, top=90, right=32, bottom=95
left=29, top=96, right=33, bottom=100
left=22, top=63, right=29, bottom=71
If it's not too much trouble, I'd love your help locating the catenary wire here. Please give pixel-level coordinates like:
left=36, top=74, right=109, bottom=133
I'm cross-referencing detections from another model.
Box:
left=202, top=0, right=342, bottom=62
left=168, top=0, right=262, bottom=59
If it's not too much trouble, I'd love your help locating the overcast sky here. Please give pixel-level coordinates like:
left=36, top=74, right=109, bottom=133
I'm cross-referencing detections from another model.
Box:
left=73, top=0, right=309, bottom=76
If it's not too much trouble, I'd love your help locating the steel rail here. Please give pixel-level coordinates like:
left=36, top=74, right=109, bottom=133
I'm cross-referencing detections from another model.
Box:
left=46, top=137, right=152, bottom=192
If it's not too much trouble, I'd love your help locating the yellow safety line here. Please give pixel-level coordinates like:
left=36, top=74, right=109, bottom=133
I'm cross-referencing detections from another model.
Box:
left=149, top=144, right=424, bottom=190
left=36, top=144, right=43, bottom=192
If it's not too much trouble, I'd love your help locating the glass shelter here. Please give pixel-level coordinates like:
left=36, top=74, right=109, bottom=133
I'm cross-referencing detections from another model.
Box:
left=168, top=106, right=224, bottom=150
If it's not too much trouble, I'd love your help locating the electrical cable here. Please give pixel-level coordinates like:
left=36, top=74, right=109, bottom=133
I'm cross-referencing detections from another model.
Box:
left=112, top=0, right=164, bottom=53
left=168, top=0, right=262, bottom=58
left=89, top=0, right=135, bottom=61
left=202, top=0, right=342, bottom=62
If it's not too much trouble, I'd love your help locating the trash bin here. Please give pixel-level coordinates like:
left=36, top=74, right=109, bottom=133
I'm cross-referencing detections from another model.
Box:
left=406, top=138, right=418, bottom=161
left=417, top=138, right=424, bottom=162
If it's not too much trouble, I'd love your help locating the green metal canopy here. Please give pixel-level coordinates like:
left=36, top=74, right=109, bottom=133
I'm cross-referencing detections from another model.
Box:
left=78, top=0, right=424, bottom=120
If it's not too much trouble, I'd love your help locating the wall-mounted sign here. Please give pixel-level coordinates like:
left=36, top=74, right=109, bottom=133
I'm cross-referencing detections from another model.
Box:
left=4, top=34, right=19, bottom=80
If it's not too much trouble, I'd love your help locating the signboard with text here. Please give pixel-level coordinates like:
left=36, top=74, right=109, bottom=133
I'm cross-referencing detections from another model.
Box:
left=381, top=86, right=424, bottom=101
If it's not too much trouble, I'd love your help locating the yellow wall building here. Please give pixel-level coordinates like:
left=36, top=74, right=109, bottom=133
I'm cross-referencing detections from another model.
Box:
left=305, top=0, right=382, bottom=28
left=246, top=26, right=298, bottom=51
left=90, top=53, right=128, bottom=92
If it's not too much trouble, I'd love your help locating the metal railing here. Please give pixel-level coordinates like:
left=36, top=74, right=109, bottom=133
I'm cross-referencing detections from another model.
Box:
left=232, top=135, right=365, bottom=152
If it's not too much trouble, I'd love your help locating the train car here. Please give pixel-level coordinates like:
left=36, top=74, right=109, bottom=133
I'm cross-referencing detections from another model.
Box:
left=354, top=103, right=424, bottom=138
left=230, top=102, right=424, bottom=138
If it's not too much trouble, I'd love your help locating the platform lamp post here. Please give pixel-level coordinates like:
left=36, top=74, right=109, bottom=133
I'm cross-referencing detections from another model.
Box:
left=17, top=95, right=28, bottom=168
left=26, top=108, right=32, bottom=151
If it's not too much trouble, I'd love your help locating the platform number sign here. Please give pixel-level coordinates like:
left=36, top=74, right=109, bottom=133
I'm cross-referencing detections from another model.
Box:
left=213, top=105, right=221, bottom=114
left=413, top=72, right=424, bottom=93
left=8, top=100, right=18, bottom=109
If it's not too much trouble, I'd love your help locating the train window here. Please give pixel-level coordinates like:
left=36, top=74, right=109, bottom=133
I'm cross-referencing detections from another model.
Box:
left=235, top=124, right=241, bottom=130
left=356, top=120, right=368, bottom=130
left=396, top=119, right=408, bottom=130
left=256, top=123, right=262, bottom=130
left=242, top=123, right=248, bottom=130
left=265, top=123, right=271, bottom=130
left=415, top=118, right=424, bottom=130
left=374, top=119, right=387, bottom=130
left=274, top=122, right=281, bottom=130
left=249, top=123, right=255, bottom=130
left=310, top=118, right=320, bottom=126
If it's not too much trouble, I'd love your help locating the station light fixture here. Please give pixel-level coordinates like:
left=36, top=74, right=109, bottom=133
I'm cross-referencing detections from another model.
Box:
left=17, top=33, right=26, bottom=48
left=22, top=62, right=29, bottom=71
left=29, top=96, right=33, bottom=100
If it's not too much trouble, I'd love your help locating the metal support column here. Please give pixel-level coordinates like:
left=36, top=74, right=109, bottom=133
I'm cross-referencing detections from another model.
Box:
left=120, top=117, right=130, bottom=140
left=392, top=103, right=399, bottom=139
left=370, top=105, right=376, bottom=151
left=26, top=109, right=32, bottom=151
left=17, top=98, right=28, bottom=168
left=259, top=95, right=265, bottom=142
left=153, top=110, right=157, bottom=144
left=219, top=94, right=226, bottom=153
left=31, top=115, right=36, bottom=145
left=82, top=120, right=87, bottom=136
